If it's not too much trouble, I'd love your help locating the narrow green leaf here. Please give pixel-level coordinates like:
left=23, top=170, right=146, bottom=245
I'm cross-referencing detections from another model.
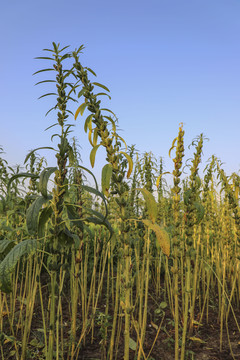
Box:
left=101, top=164, right=113, bottom=196
left=34, top=56, right=55, bottom=60
left=33, top=68, right=55, bottom=75
left=100, top=108, right=117, bottom=118
left=92, top=82, right=110, bottom=92
left=82, top=185, right=108, bottom=217
left=24, top=147, right=56, bottom=164
left=95, top=92, right=111, bottom=100
left=103, top=116, right=116, bottom=132
left=39, top=167, right=57, bottom=198
left=7, top=173, right=39, bottom=193
left=35, top=80, right=56, bottom=86
left=38, top=93, right=57, bottom=99
left=84, top=67, right=97, bottom=76
left=137, top=188, right=158, bottom=223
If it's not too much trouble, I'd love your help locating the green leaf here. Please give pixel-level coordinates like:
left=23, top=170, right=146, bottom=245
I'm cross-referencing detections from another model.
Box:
left=93, top=128, right=98, bottom=147
left=38, top=93, right=57, bottom=99
left=90, top=144, right=101, bottom=168
left=84, top=114, right=93, bottom=133
left=75, top=102, right=87, bottom=120
left=77, top=88, right=85, bottom=99
left=129, top=337, right=137, bottom=351
left=103, top=116, right=116, bottom=132
left=24, top=147, right=56, bottom=164
left=35, top=80, right=56, bottom=86
left=101, top=164, right=113, bottom=196
left=26, top=196, right=51, bottom=235
left=7, top=173, right=39, bottom=193
left=137, top=188, right=158, bottom=223
left=95, top=92, right=111, bottom=100
left=82, top=185, right=108, bottom=217
left=100, top=108, right=117, bottom=118
left=72, top=165, right=98, bottom=190
left=33, top=68, right=55, bottom=75
left=0, top=240, right=15, bottom=255
left=119, top=152, right=133, bottom=178
left=38, top=205, right=53, bottom=239
left=39, top=167, right=57, bottom=198
left=92, top=82, right=110, bottom=92
left=142, top=220, right=170, bottom=257
left=66, top=205, right=84, bottom=230
left=0, top=239, right=40, bottom=293
left=194, top=202, right=205, bottom=223
left=84, top=67, right=97, bottom=76
left=68, top=145, right=75, bottom=166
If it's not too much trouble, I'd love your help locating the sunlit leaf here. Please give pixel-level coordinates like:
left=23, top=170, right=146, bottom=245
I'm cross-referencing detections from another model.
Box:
left=101, top=164, right=113, bottom=196
left=137, top=188, right=158, bottom=223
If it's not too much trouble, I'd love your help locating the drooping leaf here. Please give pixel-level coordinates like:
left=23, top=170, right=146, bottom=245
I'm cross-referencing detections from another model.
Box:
left=156, top=172, right=171, bottom=188
left=77, top=87, right=85, bottom=99
left=84, top=67, right=97, bottom=77
left=82, top=185, right=108, bottom=217
left=0, top=239, right=40, bottom=293
left=66, top=204, right=84, bottom=230
left=101, top=164, right=113, bottom=196
left=103, top=116, right=116, bottom=133
left=7, top=173, right=39, bottom=193
left=75, top=102, right=88, bottom=120
left=84, top=216, right=113, bottom=239
left=92, top=82, right=110, bottom=92
left=137, top=188, right=158, bottom=223
left=95, top=92, right=111, bottom=100
left=37, top=205, right=53, bottom=239
left=93, top=128, right=99, bottom=146
left=119, top=152, right=133, bottom=178
left=24, top=147, right=56, bottom=164
left=38, top=167, right=57, bottom=198
left=90, top=144, right=101, bottom=167
left=72, top=165, right=98, bottom=190
left=142, top=220, right=170, bottom=257
left=0, top=240, right=15, bottom=256
left=84, top=114, right=93, bottom=133
left=26, top=196, right=52, bottom=235
left=169, top=137, right=177, bottom=158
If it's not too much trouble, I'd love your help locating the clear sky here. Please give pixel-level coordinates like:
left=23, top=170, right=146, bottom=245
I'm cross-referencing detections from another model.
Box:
left=1, top=0, right=240, bottom=182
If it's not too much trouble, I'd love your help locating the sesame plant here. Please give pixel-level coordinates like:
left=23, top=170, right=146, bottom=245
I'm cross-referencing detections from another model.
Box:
left=0, top=42, right=240, bottom=360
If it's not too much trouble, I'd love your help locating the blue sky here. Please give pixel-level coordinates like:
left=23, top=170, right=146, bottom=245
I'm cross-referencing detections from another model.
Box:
left=1, top=0, right=240, bottom=182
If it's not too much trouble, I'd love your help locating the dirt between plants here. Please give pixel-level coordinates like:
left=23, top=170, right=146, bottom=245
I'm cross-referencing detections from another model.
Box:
left=77, top=300, right=240, bottom=360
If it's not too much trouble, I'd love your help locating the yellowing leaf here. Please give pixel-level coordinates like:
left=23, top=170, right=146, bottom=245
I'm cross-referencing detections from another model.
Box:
left=189, top=337, right=206, bottom=344
left=120, top=152, right=133, bottom=178
left=142, top=220, right=170, bottom=257
left=137, top=188, right=158, bottom=223
left=75, top=102, right=87, bottom=120
left=90, top=144, right=101, bottom=168
left=169, top=137, right=177, bottom=158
